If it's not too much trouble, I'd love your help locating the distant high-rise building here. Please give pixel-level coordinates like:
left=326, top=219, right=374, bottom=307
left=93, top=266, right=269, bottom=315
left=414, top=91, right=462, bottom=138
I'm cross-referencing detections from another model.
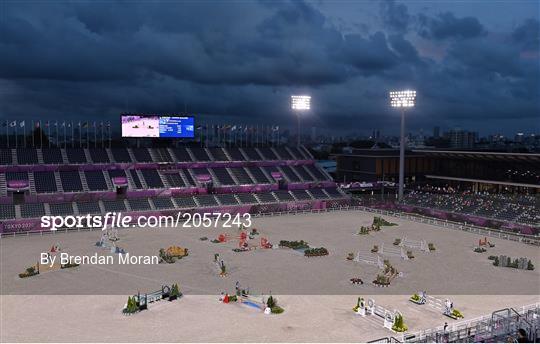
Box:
left=433, top=126, right=440, bottom=138
left=445, top=129, right=478, bottom=149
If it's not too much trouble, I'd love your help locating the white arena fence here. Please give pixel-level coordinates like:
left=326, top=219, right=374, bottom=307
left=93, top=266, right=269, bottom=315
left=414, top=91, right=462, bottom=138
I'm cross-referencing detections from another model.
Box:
left=1, top=205, right=539, bottom=247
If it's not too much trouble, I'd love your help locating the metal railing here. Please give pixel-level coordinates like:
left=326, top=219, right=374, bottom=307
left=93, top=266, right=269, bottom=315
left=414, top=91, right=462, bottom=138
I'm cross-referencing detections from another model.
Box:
left=399, top=303, right=540, bottom=343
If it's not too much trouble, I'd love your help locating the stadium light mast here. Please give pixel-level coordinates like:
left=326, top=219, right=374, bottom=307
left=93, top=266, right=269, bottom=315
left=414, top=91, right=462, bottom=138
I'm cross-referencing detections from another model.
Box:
left=389, top=90, right=416, bottom=202
left=291, top=95, right=311, bottom=147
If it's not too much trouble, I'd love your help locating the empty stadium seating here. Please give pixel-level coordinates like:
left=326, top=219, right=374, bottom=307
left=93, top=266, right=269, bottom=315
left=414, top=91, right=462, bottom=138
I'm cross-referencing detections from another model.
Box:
left=212, top=168, right=236, bottom=185
left=153, top=148, right=173, bottom=162
left=216, top=193, right=239, bottom=205
left=163, top=172, right=186, bottom=188
left=254, top=192, right=277, bottom=203
left=246, top=166, right=271, bottom=183
left=171, top=147, right=192, bottom=162
left=279, top=166, right=301, bottom=182
left=0, top=204, right=16, bottom=220
left=111, top=148, right=132, bottom=163
left=189, top=147, right=210, bottom=161
left=293, top=165, right=315, bottom=181
left=304, top=164, right=327, bottom=180
left=84, top=170, right=108, bottom=191
left=17, top=149, right=38, bottom=165
left=5, top=171, right=28, bottom=181
left=273, top=190, right=294, bottom=202
left=76, top=201, right=102, bottom=215
left=291, top=189, right=313, bottom=200
left=33, top=171, right=57, bottom=193
left=287, top=146, right=309, bottom=160
left=0, top=149, right=12, bottom=165
left=257, top=147, right=279, bottom=160
left=59, top=171, right=83, bottom=192
left=242, top=147, right=263, bottom=160
left=309, top=188, right=328, bottom=199
left=173, top=196, right=197, bottom=209
left=140, top=169, right=164, bottom=188
left=20, top=203, right=45, bottom=218
left=324, top=188, right=344, bottom=198
left=229, top=167, right=253, bottom=185
left=208, top=148, right=229, bottom=161
left=128, top=170, right=143, bottom=188
left=88, top=148, right=108, bottom=163
left=194, top=194, right=218, bottom=207
left=273, top=146, right=294, bottom=160
left=42, top=149, right=63, bottom=164
left=0, top=146, right=352, bottom=229
left=128, top=198, right=152, bottom=211
left=131, top=148, right=153, bottom=162
left=49, top=202, right=74, bottom=216
left=226, top=147, right=246, bottom=161
left=181, top=170, right=196, bottom=186
left=152, top=197, right=175, bottom=210
left=66, top=148, right=88, bottom=163
left=102, top=199, right=127, bottom=212
left=236, top=193, right=258, bottom=204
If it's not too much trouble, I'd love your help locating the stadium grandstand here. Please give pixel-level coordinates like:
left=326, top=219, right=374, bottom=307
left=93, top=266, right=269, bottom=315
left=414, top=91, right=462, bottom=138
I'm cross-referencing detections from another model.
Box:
left=335, top=148, right=539, bottom=235
left=0, top=145, right=350, bottom=233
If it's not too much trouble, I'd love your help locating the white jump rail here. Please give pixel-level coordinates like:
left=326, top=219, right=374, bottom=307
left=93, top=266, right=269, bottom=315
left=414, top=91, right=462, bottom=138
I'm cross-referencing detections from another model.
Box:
left=355, top=252, right=384, bottom=269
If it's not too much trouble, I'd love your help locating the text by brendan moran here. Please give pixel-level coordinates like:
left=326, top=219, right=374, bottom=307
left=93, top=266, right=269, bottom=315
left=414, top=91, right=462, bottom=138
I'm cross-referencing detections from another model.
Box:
left=40, top=252, right=159, bottom=267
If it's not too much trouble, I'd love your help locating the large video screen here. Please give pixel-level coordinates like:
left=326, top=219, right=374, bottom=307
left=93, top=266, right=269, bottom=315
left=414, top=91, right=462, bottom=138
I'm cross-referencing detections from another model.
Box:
left=121, top=115, right=194, bottom=138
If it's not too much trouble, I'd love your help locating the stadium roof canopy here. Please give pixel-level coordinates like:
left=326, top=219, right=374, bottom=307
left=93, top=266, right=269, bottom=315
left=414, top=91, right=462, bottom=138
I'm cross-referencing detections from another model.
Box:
left=412, top=150, right=540, bottom=163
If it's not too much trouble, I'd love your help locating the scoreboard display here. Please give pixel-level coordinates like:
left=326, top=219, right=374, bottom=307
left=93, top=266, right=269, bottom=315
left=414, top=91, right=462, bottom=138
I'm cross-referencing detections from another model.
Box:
left=159, top=116, right=195, bottom=138
left=122, top=114, right=195, bottom=138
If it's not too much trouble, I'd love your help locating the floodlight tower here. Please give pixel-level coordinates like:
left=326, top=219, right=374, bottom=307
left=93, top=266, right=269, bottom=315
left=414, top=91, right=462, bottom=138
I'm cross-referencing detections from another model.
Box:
left=389, top=90, right=416, bottom=201
left=291, top=95, right=311, bottom=147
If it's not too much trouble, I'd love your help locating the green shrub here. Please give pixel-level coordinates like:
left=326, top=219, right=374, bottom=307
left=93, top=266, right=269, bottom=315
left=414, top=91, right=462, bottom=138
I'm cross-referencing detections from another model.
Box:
left=527, top=260, right=535, bottom=270
left=392, top=314, right=408, bottom=332
left=266, top=295, right=276, bottom=308
left=473, top=247, right=486, bottom=253
left=279, top=240, right=309, bottom=250
left=428, top=243, right=436, bottom=251
left=451, top=309, right=464, bottom=318
left=19, top=266, right=39, bottom=278
left=304, top=247, right=329, bottom=256
left=271, top=306, right=284, bottom=314
left=170, top=283, right=180, bottom=297
left=493, top=257, right=499, bottom=266
left=123, top=296, right=139, bottom=314
left=358, top=226, right=370, bottom=235
left=373, top=216, right=397, bottom=227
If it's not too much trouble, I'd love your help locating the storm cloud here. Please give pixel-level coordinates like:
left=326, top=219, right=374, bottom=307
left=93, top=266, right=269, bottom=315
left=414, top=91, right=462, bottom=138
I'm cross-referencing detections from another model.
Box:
left=0, top=0, right=538, bottom=135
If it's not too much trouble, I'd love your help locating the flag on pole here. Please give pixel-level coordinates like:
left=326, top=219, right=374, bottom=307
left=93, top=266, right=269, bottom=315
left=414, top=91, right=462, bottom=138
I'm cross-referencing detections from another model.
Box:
left=20, top=121, right=26, bottom=147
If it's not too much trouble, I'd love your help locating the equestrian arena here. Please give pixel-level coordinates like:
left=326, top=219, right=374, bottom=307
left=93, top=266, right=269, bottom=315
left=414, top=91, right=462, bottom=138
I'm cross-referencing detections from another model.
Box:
left=1, top=209, right=538, bottom=342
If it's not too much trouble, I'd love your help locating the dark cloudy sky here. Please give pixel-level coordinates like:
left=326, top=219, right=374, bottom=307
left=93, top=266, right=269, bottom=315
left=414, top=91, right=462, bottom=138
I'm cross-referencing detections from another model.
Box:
left=0, top=0, right=539, bottom=136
